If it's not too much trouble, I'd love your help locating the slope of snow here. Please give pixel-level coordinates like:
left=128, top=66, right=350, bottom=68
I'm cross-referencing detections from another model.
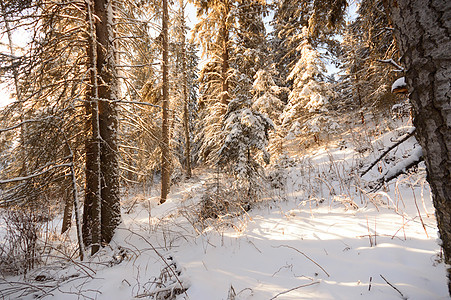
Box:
left=1, top=132, right=448, bottom=300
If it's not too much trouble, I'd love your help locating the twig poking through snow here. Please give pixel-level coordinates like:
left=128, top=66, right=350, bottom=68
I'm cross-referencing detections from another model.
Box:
left=366, top=217, right=374, bottom=247
left=269, top=281, right=320, bottom=299
left=380, top=274, right=408, bottom=299
left=273, top=245, right=330, bottom=277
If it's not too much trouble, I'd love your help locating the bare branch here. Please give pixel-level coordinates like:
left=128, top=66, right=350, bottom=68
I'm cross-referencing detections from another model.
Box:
left=0, top=163, right=72, bottom=184
left=269, top=282, right=320, bottom=300
left=380, top=274, right=407, bottom=299
left=273, top=245, right=330, bottom=277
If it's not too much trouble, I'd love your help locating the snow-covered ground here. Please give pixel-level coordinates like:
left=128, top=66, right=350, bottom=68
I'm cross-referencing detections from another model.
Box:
left=0, top=126, right=448, bottom=300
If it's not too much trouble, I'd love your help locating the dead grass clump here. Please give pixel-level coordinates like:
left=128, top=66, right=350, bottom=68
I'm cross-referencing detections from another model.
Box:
left=0, top=207, right=47, bottom=276
left=198, top=182, right=251, bottom=222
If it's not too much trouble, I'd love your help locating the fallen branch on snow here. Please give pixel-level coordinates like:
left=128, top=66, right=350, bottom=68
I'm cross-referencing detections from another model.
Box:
left=273, top=245, right=330, bottom=277
left=269, top=281, right=320, bottom=300
left=380, top=274, right=408, bottom=299
left=361, top=128, right=416, bottom=177
left=369, top=147, right=424, bottom=192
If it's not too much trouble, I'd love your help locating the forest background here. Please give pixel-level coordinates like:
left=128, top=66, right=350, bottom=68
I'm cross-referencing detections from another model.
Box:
left=0, top=0, right=449, bottom=299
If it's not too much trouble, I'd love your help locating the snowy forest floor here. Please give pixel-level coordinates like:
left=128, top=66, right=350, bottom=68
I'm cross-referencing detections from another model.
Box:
left=0, top=121, right=449, bottom=299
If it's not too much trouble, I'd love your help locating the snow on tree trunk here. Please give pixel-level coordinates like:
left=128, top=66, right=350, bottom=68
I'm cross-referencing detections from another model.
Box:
left=84, top=0, right=102, bottom=254
left=95, top=0, right=121, bottom=245
left=388, top=0, right=451, bottom=293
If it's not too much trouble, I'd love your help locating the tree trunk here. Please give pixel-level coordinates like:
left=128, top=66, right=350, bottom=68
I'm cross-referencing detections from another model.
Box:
left=180, top=0, right=192, bottom=179
left=221, top=14, right=230, bottom=112
left=61, top=189, right=73, bottom=234
left=388, top=0, right=451, bottom=293
left=160, top=0, right=171, bottom=204
left=83, top=0, right=102, bottom=254
left=94, top=0, right=121, bottom=244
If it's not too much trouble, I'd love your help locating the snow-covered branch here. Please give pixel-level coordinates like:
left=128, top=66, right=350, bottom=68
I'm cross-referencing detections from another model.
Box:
left=383, top=147, right=423, bottom=183
left=369, top=147, right=424, bottom=192
left=377, top=59, right=404, bottom=72
left=361, top=127, right=416, bottom=176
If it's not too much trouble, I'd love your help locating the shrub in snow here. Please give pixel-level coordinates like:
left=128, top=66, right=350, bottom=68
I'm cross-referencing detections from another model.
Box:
left=267, top=154, right=297, bottom=190
left=0, top=208, right=45, bottom=276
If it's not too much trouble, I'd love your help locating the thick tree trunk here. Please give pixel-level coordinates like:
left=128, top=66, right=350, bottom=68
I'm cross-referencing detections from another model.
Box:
left=94, top=0, right=121, bottom=244
left=160, top=0, right=171, bottom=204
left=388, top=0, right=451, bottom=292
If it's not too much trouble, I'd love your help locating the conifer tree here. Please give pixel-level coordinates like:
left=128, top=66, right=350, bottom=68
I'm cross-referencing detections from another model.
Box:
left=191, top=0, right=237, bottom=163
left=169, top=0, right=199, bottom=179
left=280, top=34, right=335, bottom=143
left=0, top=0, right=122, bottom=256
left=0, top=0, right=89, bottom=258
left=339, top=0, right=400, bottom=123
left=115, top=0, right=161, bottom=191
left=233, top=0, right=268, bottom=101
left=271, top=0, right=346, bottom=145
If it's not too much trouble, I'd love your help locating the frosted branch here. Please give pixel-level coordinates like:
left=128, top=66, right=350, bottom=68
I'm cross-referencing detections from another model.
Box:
left=361, top=127, right=416, bottom=176
left=377, top=59, right=405, bottom=72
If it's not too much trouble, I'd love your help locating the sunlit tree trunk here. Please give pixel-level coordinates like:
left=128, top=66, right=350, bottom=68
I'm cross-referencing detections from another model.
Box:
left=180, top=0, right=192, bottom=179
left=389, top=0, right=451, bottom=293
left=95, top=0, right=121, bottom=244
left=220, top=11, right=230, bottom=112
left=84, top=0, right=121, bottom=252
left=160, top=0, right=171, bottom=204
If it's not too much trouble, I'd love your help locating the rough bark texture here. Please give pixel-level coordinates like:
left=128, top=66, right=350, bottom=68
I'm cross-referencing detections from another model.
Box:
left=388, top=0, right=451, bottom=292
left=94, top=0, right=121, bottom=244
left=80, top=0, right=121, bottom=249
left=160, top=0, right=170, bottom=204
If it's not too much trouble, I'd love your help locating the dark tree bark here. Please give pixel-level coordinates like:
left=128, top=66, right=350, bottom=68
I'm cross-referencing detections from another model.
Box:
left=83, top=0, right=102, bottom=254
left=84, top=0, right=120, bottom=253
left=388, top=0, right=451, bottom=292
left=61, top=189, right=73, bottom=234
left=94, top=0, right=121, bottom=244
left=160, top=0, right=171, bottom=204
